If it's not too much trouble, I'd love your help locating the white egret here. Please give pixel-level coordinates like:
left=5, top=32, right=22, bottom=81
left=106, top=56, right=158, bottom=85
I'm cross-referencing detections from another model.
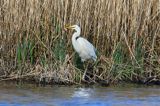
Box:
left=65, top=24, right=97, bottom=81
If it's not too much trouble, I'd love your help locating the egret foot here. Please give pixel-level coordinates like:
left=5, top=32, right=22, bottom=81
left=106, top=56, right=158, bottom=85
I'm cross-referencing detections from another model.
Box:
left=82, top=73, right=95, bottom=84
left=82, top=65, right=93, bottom=83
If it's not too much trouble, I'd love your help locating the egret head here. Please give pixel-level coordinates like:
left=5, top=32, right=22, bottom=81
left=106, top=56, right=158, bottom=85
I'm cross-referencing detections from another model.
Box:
left=65, top=25, right=80, bottom=32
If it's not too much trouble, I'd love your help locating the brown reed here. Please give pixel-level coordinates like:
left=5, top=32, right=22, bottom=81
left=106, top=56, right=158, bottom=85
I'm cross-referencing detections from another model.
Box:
left=0, top=0, right=160, bottom=85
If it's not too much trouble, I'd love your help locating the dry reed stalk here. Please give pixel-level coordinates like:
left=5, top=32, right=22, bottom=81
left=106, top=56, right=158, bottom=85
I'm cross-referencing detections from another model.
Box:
left=1, top=0, right=160, bottom=84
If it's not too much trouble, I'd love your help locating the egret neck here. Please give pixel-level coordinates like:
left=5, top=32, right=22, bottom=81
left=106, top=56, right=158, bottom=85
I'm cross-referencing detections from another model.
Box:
left=72, top=26, right=81, bottom=41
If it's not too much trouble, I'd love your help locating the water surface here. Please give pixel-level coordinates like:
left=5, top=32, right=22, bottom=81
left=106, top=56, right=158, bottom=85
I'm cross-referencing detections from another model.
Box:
left=0, top=83, right=160, bottom=106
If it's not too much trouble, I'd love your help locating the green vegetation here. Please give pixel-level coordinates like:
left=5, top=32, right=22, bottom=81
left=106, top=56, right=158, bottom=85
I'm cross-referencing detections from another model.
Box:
left=0, top=0, right=160, bottom=85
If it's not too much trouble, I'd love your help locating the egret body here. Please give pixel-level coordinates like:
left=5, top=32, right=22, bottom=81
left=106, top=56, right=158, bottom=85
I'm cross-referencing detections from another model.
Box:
left=65, top=25, right=97, bottom=81
left=65, top=25, right=97, bottom=62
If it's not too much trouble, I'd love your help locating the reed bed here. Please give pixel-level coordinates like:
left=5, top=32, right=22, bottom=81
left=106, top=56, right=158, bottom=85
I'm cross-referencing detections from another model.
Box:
left=1, top=0, right=160, bottom=85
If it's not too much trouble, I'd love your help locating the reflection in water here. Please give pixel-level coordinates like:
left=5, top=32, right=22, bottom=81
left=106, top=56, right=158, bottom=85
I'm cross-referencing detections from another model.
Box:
left=72, top=88, right=92, bottom=98
left=0, top=83, right=160, bottom=106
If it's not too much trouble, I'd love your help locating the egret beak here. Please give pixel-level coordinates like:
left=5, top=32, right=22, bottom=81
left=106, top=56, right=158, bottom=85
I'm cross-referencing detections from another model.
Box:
left=64, top=25, right=74, bottom=30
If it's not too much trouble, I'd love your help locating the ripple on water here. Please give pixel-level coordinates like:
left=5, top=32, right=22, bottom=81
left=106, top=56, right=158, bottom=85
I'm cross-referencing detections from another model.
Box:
left=0, top=83, right=160, bottom=106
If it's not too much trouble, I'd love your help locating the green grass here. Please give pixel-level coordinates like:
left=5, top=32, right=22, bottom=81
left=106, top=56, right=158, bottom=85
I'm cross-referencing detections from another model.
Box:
left=16, top=39, right=35, bottom=66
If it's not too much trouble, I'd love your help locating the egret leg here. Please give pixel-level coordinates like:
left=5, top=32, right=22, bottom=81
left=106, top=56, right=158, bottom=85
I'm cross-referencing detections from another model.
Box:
left=82, top=62, right=89, bottom=81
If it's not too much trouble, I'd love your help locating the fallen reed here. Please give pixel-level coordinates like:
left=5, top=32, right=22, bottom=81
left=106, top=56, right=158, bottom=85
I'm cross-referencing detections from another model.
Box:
left=0, top=0, right=160, bottom=85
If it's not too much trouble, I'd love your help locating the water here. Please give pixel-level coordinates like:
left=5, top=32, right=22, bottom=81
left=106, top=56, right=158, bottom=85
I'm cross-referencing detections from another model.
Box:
left=0, top=83, right=160, bottom=106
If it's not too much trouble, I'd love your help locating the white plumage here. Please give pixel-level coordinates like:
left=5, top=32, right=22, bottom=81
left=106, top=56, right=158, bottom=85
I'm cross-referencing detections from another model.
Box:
left=66, top=25, right=97, bottom=62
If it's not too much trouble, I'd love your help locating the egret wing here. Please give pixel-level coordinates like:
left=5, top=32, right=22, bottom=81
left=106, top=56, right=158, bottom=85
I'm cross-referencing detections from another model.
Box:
left=77, top=37, right=97, bottom=60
